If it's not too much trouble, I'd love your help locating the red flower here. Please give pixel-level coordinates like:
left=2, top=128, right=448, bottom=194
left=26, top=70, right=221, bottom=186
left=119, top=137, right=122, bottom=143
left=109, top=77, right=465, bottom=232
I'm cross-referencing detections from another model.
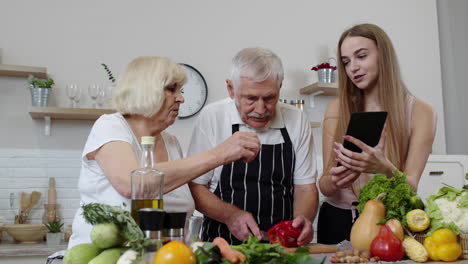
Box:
left=311, top=62, right=337, bottom=71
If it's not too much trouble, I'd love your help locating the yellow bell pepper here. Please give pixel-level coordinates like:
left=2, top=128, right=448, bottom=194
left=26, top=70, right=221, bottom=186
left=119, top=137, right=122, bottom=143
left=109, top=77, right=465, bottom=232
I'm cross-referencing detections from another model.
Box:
left=423, top=228, right=462, bottom=262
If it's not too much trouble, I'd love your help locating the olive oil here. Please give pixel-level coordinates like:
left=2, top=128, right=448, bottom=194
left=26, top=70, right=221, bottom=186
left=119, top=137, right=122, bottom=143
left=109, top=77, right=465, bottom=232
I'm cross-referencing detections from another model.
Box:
left=131, top=199, right=164, bottom=224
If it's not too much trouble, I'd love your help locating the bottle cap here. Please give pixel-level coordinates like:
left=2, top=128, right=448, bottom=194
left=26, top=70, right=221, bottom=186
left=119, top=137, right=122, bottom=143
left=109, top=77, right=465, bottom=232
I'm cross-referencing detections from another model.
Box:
left=138, top=208, right=165, bottom=231
left=141, top=136, right=155, bottom=145
left=163, top=211, right=187, bottom=229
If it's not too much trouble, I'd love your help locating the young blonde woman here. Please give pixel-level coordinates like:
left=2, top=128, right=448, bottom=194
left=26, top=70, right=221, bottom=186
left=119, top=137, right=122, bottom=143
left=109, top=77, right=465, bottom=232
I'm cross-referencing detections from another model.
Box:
left=317, top=24, right=437, bottom=244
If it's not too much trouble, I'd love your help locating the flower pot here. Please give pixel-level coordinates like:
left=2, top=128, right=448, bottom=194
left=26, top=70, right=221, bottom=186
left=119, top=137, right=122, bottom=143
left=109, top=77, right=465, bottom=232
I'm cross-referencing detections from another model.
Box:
left=46, top=232, right=63, bottom=247
left=30, top=86, right=50, bottom=107
left=317, top=68, right=335, bottom=83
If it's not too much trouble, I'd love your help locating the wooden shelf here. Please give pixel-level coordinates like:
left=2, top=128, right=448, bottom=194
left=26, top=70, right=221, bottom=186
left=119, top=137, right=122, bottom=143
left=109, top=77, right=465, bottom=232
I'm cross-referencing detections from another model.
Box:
left=0, top=64, right=47, bottom=79
left=29, top=107, right=115, bottom=120
left=299, top=82, right=338, bottom=95
left=310, top=121, right=321, bottom=128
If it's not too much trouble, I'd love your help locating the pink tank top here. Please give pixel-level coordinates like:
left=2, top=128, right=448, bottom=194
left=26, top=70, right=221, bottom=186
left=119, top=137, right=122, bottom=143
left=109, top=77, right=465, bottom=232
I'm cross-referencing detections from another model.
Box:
left=325, top=96, right=415, bottom=210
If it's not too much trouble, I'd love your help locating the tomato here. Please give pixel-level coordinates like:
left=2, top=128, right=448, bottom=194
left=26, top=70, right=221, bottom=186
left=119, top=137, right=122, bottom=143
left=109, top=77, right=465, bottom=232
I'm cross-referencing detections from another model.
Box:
left=153, top=241, right=196, bottom=264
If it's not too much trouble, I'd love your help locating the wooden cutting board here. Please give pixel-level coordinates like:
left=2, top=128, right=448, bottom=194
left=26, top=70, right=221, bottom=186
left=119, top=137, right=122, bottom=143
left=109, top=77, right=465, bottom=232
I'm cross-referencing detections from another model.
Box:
left=283, top=243, right=337, bottom=254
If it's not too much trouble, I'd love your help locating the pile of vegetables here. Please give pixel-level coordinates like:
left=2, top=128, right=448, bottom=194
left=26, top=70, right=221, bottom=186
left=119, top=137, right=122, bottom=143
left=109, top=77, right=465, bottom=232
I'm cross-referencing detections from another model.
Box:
left=231, top=235, right=325, bottom=264
left=64, top=204, right=325, bottom=264
left=64, top=203, right=150, bottom=264
left=357, top=170, right=424, bottom=225
left=350, top=179, right=467, bottom=262
left=426, top=186, right=468, bottom=235
left=192, top=235, right=325, bottom=264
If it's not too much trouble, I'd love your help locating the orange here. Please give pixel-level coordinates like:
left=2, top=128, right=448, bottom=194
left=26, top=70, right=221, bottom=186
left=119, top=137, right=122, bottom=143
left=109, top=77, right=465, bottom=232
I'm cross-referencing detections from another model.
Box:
left=153, top=241, right=196, bottom=264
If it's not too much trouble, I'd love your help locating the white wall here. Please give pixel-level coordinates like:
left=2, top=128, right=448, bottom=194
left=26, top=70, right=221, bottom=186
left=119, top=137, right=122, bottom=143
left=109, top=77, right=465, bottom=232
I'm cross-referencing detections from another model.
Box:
left=437, top=0, right=468, bottom=155
left=0, top=1, right=445, bottom=227
left=0, top=0, right=445, bottom=153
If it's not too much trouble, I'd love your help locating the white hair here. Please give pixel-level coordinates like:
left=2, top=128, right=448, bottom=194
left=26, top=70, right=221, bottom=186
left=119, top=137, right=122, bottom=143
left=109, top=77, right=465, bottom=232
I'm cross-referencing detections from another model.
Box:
left=229, top=47, right=284, bottom=91
left=112, top=56, right=187, bottom=117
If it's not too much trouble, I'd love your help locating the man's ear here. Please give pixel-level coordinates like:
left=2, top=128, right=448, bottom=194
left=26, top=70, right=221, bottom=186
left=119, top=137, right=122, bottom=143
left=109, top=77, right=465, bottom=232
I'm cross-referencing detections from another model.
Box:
left=226, top=79, right=235, bottom=99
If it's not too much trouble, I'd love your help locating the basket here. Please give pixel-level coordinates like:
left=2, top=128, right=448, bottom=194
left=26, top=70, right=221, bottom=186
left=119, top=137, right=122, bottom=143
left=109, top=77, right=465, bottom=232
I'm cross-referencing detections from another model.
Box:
left=460, top=233, right=468, bottom=259
left=413, top=233, right=426, bottom=244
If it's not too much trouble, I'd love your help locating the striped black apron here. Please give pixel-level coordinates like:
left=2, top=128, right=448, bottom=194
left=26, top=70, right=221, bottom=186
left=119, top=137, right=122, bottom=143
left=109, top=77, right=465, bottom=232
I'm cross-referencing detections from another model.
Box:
left=202, top=124, right=295, bottom=244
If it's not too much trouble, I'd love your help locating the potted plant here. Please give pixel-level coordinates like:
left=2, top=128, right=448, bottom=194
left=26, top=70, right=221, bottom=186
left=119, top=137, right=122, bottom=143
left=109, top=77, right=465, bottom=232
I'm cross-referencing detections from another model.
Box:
left=28, top=75, right=55, bottom=107
left=311, top=60, right=337, bottom=83
left=45, top=220, right=63, bottom=246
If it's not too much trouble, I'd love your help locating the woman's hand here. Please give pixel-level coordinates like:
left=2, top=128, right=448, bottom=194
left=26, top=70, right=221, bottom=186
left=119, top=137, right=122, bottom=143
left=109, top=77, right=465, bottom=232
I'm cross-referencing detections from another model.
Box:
left=329, top=165, right=361, bottom=188
left=333, top=128, right=396, bottom=176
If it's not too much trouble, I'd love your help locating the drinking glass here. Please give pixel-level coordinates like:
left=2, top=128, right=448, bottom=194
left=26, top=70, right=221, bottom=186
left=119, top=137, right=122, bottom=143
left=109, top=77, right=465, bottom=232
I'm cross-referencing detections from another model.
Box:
left=184, top=216, right=203, bottom=246
left=130, top=168, right=164, bottom=225
left=73, top=86, right=82, bottom=108
left=88, top=84, right=100, bottom=108
left=66, top=84, right=79, bottom=108
left=96, top=86, right=108, bottom=108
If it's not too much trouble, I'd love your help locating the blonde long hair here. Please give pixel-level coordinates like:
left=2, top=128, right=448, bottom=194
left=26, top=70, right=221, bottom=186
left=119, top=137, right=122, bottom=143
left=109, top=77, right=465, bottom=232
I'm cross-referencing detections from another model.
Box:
left=325, top=24, right=411, bottom=188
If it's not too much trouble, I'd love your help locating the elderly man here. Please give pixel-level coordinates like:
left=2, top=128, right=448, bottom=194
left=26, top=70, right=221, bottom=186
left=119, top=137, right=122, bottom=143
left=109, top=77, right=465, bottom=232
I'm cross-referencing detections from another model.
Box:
left=188, top=47, right=318, bottom=245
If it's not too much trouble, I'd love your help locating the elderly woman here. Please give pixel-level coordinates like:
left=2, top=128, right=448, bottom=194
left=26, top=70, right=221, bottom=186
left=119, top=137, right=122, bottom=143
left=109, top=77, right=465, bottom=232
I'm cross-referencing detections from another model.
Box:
left=68, top=56, right=260, bottom=248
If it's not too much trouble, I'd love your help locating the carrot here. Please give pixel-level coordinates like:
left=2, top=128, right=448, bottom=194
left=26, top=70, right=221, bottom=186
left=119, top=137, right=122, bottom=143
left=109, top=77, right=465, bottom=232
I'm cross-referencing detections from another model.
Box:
left=213, top=237, right=246, bottom=263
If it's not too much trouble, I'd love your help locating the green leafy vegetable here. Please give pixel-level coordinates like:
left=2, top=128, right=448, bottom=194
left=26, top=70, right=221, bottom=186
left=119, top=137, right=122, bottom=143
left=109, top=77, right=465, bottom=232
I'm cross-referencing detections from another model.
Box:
left=357, top=170, right=422, bottom=225
left=81, top=203, right=149, bottom=261
left=231, top=235, right=325, bottom=264
left=463, top=173, right=468, bottom=190
left=193, top=242, right=230, bottom=264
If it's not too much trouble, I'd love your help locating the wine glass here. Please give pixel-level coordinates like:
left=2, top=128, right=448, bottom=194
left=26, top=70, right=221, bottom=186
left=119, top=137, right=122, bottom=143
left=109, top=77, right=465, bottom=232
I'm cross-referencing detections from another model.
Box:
left=66, top=84, right=79, bottom=108
left=96, top=86, right=108, bottom=108
left=73, top=86, right=82, bottom=108
left=88, top=84, right=100, bottom=108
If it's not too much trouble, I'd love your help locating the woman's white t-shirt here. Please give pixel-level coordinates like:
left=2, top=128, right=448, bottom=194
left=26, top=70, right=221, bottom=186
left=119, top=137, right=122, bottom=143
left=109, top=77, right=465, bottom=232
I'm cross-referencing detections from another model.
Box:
left=68, top=113, right=194, bottom=248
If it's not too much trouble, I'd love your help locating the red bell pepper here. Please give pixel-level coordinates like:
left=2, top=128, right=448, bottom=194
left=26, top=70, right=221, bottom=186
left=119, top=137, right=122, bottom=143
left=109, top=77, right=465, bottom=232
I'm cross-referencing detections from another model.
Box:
left=267, top=220, right=301, bottom=247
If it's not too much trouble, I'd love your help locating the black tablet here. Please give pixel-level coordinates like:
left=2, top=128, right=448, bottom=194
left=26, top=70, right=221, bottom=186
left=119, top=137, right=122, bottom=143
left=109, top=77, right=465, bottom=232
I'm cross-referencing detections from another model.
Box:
left=337, top=112, right=387, bottom=166
left=343, top=111, right=387, bottom=152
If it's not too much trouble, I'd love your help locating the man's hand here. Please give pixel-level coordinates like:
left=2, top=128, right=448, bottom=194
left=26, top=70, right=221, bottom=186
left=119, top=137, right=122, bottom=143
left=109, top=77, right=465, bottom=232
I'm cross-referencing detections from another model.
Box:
left=225, top=209, right=262, bottom=241
left=292, top=215, right=313, bottom=246
left=213, top=131, right=261, bottom=164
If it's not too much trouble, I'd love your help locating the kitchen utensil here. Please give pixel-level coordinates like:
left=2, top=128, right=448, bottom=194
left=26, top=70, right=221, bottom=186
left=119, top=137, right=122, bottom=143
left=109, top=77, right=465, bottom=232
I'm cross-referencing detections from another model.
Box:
left=15, top=191, right=42, bottom=224
left=15, top=192, right=31, bottom=224
left=47, top=178, right=57, bottom=222
left=9, top=192, right=15, bottom=215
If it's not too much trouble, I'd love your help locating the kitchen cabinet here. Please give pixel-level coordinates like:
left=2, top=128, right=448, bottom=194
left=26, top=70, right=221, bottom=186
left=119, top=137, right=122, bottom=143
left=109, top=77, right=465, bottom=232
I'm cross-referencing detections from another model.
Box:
left=29, top=107, right=115, bottom=136
left=418, top=154, right=468, bottom=203
left=0, top=64, right=47, bottom=79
